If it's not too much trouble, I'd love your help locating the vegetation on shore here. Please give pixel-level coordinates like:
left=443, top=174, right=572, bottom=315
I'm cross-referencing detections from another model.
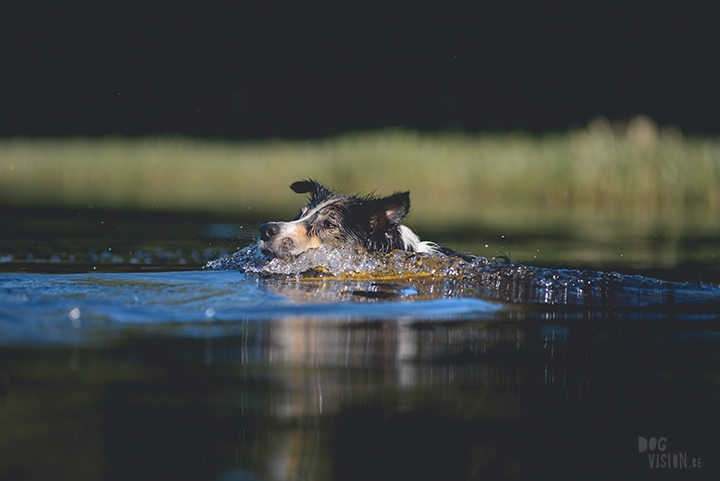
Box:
left=2, top=116, right=718, bottom=229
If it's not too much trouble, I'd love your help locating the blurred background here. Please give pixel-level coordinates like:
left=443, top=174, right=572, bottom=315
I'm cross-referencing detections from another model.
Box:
left=2, top=6, right=720, bottom=481
left=1, top=2, right=719, bottom=271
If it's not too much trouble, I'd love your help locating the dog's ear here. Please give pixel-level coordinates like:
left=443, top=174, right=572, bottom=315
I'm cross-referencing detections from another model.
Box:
left=290, top=180, right=332, bottom=202
left=367, top=192, right=410, bottom=233
left=290, top=180, right=317, bottom=194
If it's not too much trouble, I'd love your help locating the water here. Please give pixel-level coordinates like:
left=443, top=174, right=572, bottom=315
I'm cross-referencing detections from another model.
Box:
left=2, top=207, right=720, bottom=480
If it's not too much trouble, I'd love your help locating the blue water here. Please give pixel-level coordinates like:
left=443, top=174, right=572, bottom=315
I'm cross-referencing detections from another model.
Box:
left=0, top=270, right=504, bottom=346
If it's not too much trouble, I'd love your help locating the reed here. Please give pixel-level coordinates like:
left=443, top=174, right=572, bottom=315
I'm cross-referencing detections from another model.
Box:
left=1, top=115, right=718, bottom=229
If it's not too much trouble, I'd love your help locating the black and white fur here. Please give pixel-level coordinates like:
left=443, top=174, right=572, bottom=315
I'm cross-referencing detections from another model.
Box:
left=258, top=180, right=437, bottom=260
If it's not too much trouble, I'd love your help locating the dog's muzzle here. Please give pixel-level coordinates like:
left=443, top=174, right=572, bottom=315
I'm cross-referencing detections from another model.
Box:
left=258, top=222, right=295, bottom=259
left=258, top=221, right=321, bottom=260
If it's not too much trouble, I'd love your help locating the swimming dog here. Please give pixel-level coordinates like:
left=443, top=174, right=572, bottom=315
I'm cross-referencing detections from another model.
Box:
left=258, top=180, right=438, bottom=260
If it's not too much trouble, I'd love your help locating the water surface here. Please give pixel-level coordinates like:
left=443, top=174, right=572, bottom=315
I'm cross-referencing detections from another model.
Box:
left=2, top=207, right=720, bottom=480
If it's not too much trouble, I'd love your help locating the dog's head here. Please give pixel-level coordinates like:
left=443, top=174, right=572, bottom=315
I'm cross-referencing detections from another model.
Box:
left=257, top=180, right=413, bottom=260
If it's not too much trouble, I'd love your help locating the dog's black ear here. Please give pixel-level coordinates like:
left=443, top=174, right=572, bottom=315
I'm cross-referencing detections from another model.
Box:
left=290, top=180, right=332, bottom=202
left=367, top=192, right=410, bottom=233
left=290, top=180, right=316, bottom=194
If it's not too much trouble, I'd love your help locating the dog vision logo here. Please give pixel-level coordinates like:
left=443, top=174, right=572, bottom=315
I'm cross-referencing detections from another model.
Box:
left=638, top=436, right=702, bottom=470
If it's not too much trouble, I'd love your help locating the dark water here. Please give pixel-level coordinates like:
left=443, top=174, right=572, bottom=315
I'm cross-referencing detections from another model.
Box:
left=2, top=207, right=720, bottom=480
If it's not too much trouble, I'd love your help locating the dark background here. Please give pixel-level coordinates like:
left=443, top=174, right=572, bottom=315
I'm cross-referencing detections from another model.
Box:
left=3, top=2, right=719, bottom=138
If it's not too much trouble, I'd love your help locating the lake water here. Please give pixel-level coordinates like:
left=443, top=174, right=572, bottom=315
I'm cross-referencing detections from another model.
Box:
left=2, top=207, right=720, bottom=480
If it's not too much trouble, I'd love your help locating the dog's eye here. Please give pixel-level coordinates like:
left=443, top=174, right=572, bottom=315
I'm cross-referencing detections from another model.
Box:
left=323, top=220, right=335, bottom=229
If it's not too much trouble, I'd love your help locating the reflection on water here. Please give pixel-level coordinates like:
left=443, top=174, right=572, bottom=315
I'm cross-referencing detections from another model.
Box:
left=3, top=317, right=720, bottom=480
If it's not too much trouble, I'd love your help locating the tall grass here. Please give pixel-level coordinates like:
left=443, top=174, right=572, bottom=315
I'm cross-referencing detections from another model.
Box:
left=1, top=115, right=719, bottom=228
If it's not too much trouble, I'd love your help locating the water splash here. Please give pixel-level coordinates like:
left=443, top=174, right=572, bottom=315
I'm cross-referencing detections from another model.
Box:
left=204, top=242, right=476, bottom=279
left=205, top=243, right=720, bottom=307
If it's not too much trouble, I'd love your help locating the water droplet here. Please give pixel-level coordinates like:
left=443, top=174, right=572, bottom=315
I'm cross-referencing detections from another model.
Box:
left=68, top=307, right=81, bottom=327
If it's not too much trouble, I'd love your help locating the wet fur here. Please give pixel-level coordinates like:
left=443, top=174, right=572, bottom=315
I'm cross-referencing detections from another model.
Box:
left=258, top=180, right=437, bottom=260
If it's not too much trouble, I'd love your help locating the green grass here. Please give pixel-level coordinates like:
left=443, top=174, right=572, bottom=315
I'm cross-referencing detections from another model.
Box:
left=2, top=115, right=719, bottom=229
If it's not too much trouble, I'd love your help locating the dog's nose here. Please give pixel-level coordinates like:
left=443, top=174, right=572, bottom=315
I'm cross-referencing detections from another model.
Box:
left=260, top=223, right=279, bottom=241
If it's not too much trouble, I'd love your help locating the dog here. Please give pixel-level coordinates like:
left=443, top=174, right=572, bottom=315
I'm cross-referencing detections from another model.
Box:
left=258, top=180, right=440, bottom=260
